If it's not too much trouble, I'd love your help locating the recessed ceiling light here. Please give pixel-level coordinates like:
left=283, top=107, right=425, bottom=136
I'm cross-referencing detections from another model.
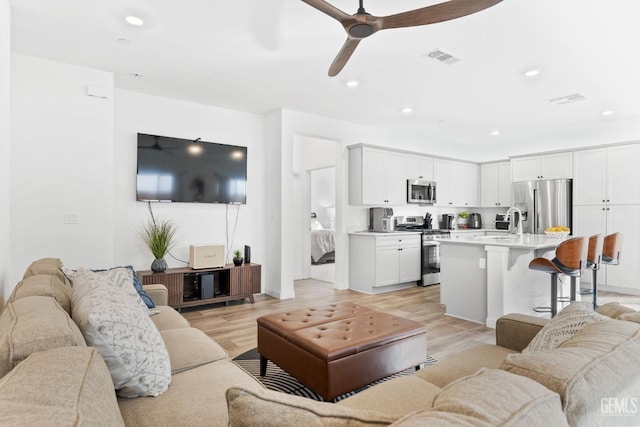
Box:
left=117, top=38, right=130, bottom=44
left=490, top=130, right=501, bottom=136
left=125, top=16, right=144, bottom=26
left=524, top=69, right=540, bottom=78
left=601, top=110, right=615, bottom=116
left=401, top=107, right=414, bottom=114
left=345, top=80, right=359, bottom=88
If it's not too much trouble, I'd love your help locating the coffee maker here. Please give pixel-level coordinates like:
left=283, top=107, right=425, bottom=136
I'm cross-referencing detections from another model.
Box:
left=369, top=207, right=395, bottom=232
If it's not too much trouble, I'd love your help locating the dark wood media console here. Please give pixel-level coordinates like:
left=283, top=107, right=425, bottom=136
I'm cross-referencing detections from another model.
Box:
left=138, top=263, right=261, bottom=310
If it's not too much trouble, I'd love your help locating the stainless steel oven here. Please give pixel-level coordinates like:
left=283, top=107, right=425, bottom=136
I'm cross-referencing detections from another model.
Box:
left=420, top=230, right=449, bottom=286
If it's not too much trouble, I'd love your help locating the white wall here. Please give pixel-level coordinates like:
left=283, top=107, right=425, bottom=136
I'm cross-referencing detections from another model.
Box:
left=113, top=89, right=265, bottom=276
left=310, top=168, right=335, bottom=229
left=0, top=0, right=10, bottom=297
left=8, top=54, right=114, bottom=292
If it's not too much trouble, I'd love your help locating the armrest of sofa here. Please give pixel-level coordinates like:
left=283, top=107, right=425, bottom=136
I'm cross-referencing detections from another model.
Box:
left=143, top=284, right=168, bottom=307
left=495, top=314, right=548, bottom=351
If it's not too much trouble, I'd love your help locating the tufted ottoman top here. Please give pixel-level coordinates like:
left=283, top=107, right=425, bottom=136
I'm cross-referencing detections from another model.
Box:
left=257, top=302, right=374, bottom=336
left=257, top=303, right=426, bottom=362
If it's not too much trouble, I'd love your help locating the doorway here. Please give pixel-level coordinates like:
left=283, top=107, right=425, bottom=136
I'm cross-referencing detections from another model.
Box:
left=309, top=167, right=336, bottom=283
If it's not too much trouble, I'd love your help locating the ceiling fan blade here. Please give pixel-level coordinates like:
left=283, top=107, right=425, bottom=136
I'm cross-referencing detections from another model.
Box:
left=328, top=38, right=361, bottom=77
left=380, top=0, right=502, bottom=30
left=300, top=0, right=350, bottom=23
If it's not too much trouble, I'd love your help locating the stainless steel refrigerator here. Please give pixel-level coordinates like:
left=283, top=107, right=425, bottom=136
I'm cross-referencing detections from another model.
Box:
left=511, top=179, right=572, bottom=234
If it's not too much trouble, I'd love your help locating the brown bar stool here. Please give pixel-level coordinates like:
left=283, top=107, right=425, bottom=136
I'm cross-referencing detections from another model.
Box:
left=598, top=232, right=623, bottom=304
left=584, top=234, right=604, bottom=309
left=529, top=236, right=588, bottom=317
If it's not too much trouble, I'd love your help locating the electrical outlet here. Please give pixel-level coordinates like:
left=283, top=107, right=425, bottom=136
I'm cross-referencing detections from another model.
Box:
left=64, top=212, right=79, bottom=224
left=479, top=258, right=486, bottom=269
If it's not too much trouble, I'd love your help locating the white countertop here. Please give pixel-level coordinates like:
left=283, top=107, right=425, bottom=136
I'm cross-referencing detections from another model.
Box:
left=349, top=231, right=422, bottom=236
left=437, top=233, right=564, bottom=250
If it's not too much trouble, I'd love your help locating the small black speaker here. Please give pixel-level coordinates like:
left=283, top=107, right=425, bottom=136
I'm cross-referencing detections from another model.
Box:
left=200, top=274, right=214, bottom=300
left=244, top=245, right=251, bottom=264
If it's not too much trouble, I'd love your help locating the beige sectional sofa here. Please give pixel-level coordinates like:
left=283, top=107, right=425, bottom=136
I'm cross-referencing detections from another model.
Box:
left=1, top=258, right=639, bottom=426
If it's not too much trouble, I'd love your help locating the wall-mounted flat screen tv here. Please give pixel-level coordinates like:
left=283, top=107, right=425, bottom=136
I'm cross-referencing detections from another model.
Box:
left=136, top=133, right=247, bottom=204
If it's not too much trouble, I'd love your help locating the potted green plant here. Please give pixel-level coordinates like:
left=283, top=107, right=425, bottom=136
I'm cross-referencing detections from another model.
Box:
left=140, top=218, right=177, bottom=273
left=233, top=249, right=244, bottom=266
left=457, top=211, right=469, bottom=229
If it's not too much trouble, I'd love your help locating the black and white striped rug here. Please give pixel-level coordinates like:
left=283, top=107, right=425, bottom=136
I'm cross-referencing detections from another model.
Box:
left=232, top=348, right=437, bottom=402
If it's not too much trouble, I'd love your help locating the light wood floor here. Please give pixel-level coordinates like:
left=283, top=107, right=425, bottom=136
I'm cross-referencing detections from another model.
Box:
left=181, top=280, right=640, bottom=360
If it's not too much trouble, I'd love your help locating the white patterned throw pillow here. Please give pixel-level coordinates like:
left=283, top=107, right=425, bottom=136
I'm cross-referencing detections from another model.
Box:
left=524, top=302, right=608, bottom=353
left=71, top=268, right=171, bottom=397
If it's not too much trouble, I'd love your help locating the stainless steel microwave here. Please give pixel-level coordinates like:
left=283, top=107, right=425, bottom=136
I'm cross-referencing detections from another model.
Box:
left=407, top=179, right=437, bottom=204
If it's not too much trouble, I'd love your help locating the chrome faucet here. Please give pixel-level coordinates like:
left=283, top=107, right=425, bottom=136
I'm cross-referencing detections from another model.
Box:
left=505, top=207, right=523, bottom=235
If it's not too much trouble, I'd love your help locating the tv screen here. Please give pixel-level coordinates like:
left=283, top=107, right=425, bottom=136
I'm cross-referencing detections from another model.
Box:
left=136, top=133, right=247, bottom=204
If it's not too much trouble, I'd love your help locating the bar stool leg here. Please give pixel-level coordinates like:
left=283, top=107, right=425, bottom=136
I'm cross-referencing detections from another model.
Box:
left=592, top=268, right=599, bottom=309
left=550, top=274, right=558, bottom=317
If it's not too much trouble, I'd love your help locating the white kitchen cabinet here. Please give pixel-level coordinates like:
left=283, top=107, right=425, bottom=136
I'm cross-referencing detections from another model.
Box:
left=349, top=233, right=421, bottom=293
left=607, top=144, right=640, bottom=204
left=434, top=159, right=478, bottom=207
left=573, top=148, right=607, bottom=206
left=573, top=205, right=640, bottom=292
left=511, top=152, right=573, bottom=182
left=480, top=161, right=511, bottom=207
left=406, top=154, right=434, bottom=181
left=349, top=146, right=407, bottom=205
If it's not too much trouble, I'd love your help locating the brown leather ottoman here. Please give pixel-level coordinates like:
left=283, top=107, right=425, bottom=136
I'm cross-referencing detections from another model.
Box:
left=257, top=302, right=427, bottom=401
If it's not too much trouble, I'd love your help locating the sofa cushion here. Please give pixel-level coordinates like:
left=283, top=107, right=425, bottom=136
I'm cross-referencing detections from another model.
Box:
left=22, top=257, right=70, bottom=286
left=392, top=369, right=568, bottom=427
left=620, top=312, right=640, bottom=324
left=596, top=301, right=636, bottom=319
left=71, top=268, right=171, bottom=397
left=524, top=302, right=608, bottom=353
left=501, top=320, right=640, bottom=426
left=8, top=274, right=73, bottom=314
left=338, top=375, right=440, bottom=417
left=0, top=346, right=124, bottom=426
left=150, top=305, right=191, bottom=330
left=414, top=343, right=517, bottom=388
left=161, top=327, right=228, bottom=374
left=119, top=360, right=266, bottom=427
left=226, top=386, right=399, bottom=427
left=0, top=296, right=85, bottom=377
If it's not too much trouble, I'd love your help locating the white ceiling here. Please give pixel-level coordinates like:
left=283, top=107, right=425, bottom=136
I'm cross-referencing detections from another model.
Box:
left=9, top=0, right=640, bottom=155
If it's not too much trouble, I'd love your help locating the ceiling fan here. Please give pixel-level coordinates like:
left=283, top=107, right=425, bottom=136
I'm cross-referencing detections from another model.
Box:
left=300, top=0, right=503, bottom=76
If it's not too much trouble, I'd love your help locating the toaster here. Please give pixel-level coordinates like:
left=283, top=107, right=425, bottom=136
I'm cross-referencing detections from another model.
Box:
left=495, top=213, right=510, bottom=230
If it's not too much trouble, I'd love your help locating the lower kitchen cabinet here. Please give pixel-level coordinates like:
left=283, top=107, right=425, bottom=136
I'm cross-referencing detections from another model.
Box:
left=573, top=205, right=640, bottom=292
left=349, top=233, right=421, bottom=294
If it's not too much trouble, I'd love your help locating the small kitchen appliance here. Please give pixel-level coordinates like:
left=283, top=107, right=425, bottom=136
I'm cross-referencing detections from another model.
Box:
left=495, top=213, right=510, bottom=230
left=369, top=207, right=395, bottom=232
left=469, top=213, right=482, bottom=229
left=407, top=180, right=437, bottom=204
left=439, top=214, right=456, bottom=230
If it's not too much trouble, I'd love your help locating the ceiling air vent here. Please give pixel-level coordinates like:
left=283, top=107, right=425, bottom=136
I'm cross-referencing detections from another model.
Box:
left=424, top=49, right=460, bottom=65
left=548, top=93, right=587, bottom=105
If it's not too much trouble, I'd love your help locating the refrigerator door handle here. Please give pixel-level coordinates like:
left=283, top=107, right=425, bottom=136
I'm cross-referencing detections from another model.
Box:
left=533, top=188, right=538, bottom=233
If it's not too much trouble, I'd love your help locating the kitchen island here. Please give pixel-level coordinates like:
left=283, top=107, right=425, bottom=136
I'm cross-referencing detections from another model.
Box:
left=438, top=234, right=567, bottom=328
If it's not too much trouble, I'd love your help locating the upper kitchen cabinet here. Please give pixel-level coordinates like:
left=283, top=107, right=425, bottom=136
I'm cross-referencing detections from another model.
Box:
left=573, top=148, right=607, bottom=205
left=574, top=144, right=640, bottom=205
left=480, top=161, right=511, bottom=207
left=349, top=145, right=407, bottom=205
left=406, top=154, right=434, bottom=180
left=607, top=144, right=640, bottom=204
left=434, top=159, right=478, bottom=207
left=511, top=152, right=573, bottom=182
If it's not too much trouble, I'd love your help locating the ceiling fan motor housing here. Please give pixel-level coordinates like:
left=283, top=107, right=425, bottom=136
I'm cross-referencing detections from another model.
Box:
left=349, top=23, right=375, bottom=38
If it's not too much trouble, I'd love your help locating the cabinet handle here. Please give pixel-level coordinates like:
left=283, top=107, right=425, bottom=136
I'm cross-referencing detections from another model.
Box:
left=398, top=248, right=403, bottom=251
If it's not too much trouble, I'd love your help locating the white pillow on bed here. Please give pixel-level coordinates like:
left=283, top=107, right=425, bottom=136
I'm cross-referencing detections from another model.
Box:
left=310, top=219, right=324, bottom=230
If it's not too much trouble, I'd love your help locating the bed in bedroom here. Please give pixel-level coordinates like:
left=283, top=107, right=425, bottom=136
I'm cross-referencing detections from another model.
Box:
left=310, top=214, right=335, bottom=265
